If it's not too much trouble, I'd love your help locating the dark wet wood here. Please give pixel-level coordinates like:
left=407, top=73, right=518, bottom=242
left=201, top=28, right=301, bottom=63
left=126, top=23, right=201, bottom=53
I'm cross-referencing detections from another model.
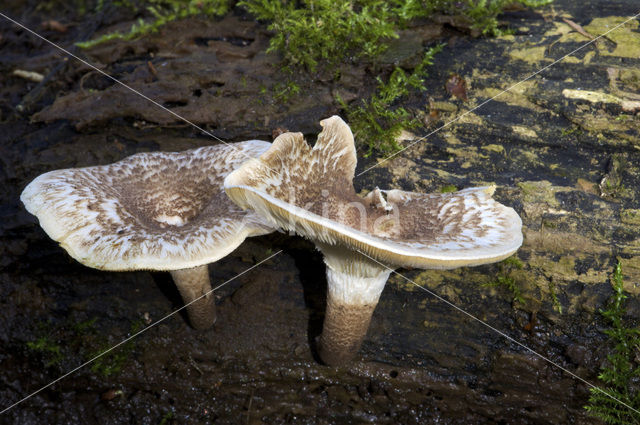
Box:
left=1, top=0, right=639, bottom=423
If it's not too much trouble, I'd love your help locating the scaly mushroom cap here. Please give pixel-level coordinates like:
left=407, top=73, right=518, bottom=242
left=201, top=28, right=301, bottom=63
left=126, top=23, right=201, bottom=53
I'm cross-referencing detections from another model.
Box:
left=225, top=116, right=522, bottom=269
left=21, top=141, right=274, bottom=271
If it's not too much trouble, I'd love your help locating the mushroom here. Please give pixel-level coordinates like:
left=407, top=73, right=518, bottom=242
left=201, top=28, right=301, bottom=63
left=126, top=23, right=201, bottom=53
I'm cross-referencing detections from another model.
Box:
left=21, top=141, right=275, bottom=330
left=224, top=116, right=523, bottom=365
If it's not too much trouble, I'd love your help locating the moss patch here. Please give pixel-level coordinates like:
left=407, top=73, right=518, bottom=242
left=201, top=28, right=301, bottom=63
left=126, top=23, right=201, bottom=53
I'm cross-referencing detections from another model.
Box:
left=518, top=180, right=561, bottom=208
left=340, top=46, right=443, bottom=156
left=77, top=0, right=232, bottom=48
left=482, top=144, right=505, bottom=154
left=585, top=261, right=640, bottom=424
left=618, top=69, right=640, bottom=92
left=481, top=257, right=526, bottom=305
left=584, top=17, right=640, bottom=59
left=475, top=81, right=546, bottom=113
left=508, top=45, right=549, bottom=64
left=621, top=209, right=640, bottom=226
left=523, top=229, right=609, bottom=256
left=512, top=125, right=539, bottom=139
left=241, top=0, right=554, bottom=72
left=26, top=335, right=64, bottom=368
left=617, top=257, right=640, bottom=296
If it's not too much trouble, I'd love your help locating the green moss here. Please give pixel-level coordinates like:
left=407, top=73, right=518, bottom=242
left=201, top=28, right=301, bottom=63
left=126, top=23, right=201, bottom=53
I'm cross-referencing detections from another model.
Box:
left=561, top=125, right=583, bottom=137
left=388, top=272, right=416, bottom=292
left=517, top=180, right=560, bottom=208
left=90, top=319, right=144, bottom=377
left=619, top=69, right=640, bottom=92
left=240, top=0, right=397, bottom=72
left=621, top=209, right=640, bottom=226
left=585, top=261, right=640, bottom=424
left=26, top=336, right=64, bottom=367
left=77, top=0, right=231, bottom=48
left=159, top=411, right=175, bottom=425
left=600, top=154, right=629, bottom=199
left=584, top=17, right=640, bottom=59
left=482, top=144, right=505, bottom=155
left=272, top=80, right=301, bottom=103
left=72, top=317, right=98, bottom=332
left=26, top=316, right=146, bottom=378
left=440, top=184, right=458, bottom=193
left=338, top=46, right=442, bottom=156
left=240, top=0, right=552, bottom=72
left=508, top=45, right=548, bottom=64
left=453, top=0, right=553, bottom=36
left=547, top=279, right=562, bottom=314
left=482, top=256, right=525, bottom=305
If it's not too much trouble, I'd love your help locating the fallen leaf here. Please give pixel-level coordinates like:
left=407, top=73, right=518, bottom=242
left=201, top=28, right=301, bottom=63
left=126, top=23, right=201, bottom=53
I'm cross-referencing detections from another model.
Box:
left=423, top=107, right=440, bottom=126
left=445, top=74, right=467, bottom=101
left=147, top=61, right=158, bottom=77
left=523, top=311, right=537, bottom=332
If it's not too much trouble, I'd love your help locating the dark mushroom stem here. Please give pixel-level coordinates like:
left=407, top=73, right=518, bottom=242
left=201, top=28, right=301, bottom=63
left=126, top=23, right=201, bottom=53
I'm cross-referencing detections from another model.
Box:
left=316, top=244, right=392, bottom=366
left=170, top=265, right=216, bottom=330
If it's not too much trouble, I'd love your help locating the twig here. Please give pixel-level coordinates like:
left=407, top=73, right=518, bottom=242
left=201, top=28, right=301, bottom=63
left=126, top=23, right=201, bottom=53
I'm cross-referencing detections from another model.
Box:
left=147, top=60, right=158, bottom=78
left=188, top=355, right=203, bottom=376
left=12, top=69, right=44, bottom=82
left=562, top=18, right=595, bottom=40
left=246, top=388, right=254, bottom=425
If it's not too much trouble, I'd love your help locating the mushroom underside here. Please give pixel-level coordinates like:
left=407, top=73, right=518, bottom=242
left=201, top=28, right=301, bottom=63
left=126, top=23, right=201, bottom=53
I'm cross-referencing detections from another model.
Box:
left=226, top=184, right=522, bottom=270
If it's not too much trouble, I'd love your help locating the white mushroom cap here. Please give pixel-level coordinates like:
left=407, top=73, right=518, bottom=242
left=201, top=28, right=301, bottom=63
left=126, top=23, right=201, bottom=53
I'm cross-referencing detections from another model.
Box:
left=21, top=140, right=275, bottom=271
left=224, top=116, right=523, bottom=270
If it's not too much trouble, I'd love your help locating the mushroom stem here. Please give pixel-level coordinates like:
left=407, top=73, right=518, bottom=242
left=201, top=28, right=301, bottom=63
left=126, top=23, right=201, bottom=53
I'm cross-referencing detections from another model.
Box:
left=317, top=245, right=392, bottom=365
left=170, top=265, right=216, bottom=330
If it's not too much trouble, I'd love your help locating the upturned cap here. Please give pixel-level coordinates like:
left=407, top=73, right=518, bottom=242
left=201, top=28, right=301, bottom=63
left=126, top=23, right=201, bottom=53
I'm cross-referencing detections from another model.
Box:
left=21, top=141, right=275, bottom=271
left=224, top=116, right=522, bottom=270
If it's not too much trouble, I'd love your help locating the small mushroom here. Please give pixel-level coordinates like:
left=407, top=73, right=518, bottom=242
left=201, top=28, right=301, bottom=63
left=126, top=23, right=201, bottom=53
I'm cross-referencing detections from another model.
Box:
left=21, top=141, right=275, bottom=330
left=224, top=116, right=522, bottom=365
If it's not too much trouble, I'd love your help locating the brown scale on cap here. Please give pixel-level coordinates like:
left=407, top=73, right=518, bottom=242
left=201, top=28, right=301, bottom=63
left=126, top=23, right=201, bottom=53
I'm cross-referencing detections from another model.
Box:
left=21, top=140, right=275, bottom=330
left=225, top=116, right=523, bottom=365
